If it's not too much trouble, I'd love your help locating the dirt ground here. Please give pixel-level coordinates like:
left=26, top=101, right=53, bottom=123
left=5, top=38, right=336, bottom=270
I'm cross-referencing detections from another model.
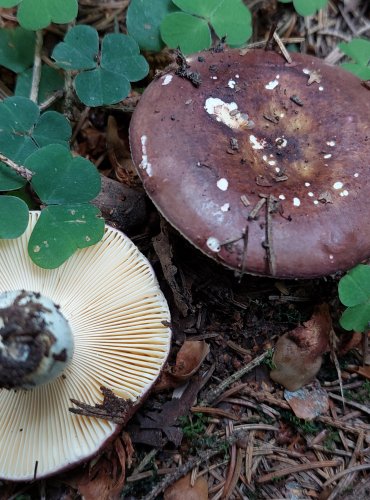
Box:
left=1, top=1, right=370, bottom=499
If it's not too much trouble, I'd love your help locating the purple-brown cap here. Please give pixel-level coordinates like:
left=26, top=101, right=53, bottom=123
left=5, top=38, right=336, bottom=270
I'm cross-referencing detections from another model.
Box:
left=129, top=49, right=370, bottom=278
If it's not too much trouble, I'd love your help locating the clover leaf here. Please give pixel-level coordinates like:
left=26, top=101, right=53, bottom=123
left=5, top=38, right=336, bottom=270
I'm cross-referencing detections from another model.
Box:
left=25, top=145, right=101, bottom=205
left=338, top=264, right=370, bottom=332
left=339, top=38, right=370, bottom=80
left=127, top=0, right=177, bottom=52
left=161, top=13, right=210, bottom=54
left=0, top=97, right=71, bottom=190
left=51, top=25, right=99, bottom=70
left=0, top=0, right=78, bottom=30
left=279, top=0, right=327, bottom=17
left=15, top=65, right=64, bottom=103
left=160, top=0, right=252, bottom=53
left=0, top=27, right=35, bottom=73
left=0, top=195, right=29, bottom=238
left=20, top=144, right=103, bottom=268
left=52, top=26, right=149, bottom=106
left=28, top=204, right=104, bottom=269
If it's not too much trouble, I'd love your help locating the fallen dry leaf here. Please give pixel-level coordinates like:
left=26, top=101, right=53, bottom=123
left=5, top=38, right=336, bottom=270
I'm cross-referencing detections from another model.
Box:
left=171, top=340, right=210, bottom=382
left=164, top=473, right=208, bottom=500
left=307, top=69, right=322, bottom=85
left=156, top=340, right=209, bottom=391
left=347, top=364, right=370, bottom=380
left=270, top=304, right=331, bottom=391
left=152, top=219, right=192, bottom=317
left=106, top=115, right=140, bottom=187
left=135, top=375, right=205, bottom=446
left=63, top=434, right=133, bottom=500
left=284, top=381, right=329, bottom=420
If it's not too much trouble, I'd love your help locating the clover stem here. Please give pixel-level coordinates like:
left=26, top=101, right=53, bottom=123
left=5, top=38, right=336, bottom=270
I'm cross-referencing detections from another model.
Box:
left=30, top=30, right=43, bottom=103
left=0, top=153, right=33, bottom=181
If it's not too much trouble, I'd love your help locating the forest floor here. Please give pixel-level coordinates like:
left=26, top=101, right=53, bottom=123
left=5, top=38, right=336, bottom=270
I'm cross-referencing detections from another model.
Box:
left=1, top=1, right=370, bottom=499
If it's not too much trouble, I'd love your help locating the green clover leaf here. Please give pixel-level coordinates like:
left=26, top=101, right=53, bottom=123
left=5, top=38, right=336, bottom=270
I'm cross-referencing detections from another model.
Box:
left=127, top=0, right=177, bottom=52
left=51, top=25, right=99, bottom=70
left=15, top=65, right=64, bottom=103
left=279, top=0, right=327, bottom=17
left=52, top=26, right=149, bottom=106
left=161, top=12, right=211, bottom=54
left=0, top=27, right=35, bottom=73
left=0, top=97, right=71, bottom=191
left=161, top=0, right=252, bottom=53
left=0, top=195, right=29, bottom=238
left=339, top=38, right=370, bottom=80
left=24, top=144, right=101, bottom=205
left=0, top=0, right=78, bottom=30
left=28, top=204, right=105, bottom=269
left=339, top=264, right=370, bottom=332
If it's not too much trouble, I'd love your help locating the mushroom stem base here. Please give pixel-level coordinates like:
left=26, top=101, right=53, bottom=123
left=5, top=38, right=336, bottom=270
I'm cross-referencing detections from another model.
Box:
left=0, top=290, right=74, bottom=389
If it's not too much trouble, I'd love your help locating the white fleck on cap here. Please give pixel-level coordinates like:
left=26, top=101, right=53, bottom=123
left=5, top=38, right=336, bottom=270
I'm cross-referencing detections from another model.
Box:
left=0, top=212, right=171, bottom=480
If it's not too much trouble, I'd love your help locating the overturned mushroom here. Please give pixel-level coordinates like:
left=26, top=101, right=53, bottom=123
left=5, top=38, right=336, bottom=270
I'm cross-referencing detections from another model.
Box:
left=130, top=49, right=370, bottom=278
left=0, top=212, right=171, bottom=480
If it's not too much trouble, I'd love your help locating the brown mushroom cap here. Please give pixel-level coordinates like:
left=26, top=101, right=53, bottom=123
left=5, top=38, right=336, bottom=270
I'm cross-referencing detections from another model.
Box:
left=129, top=49, right=370, bottom=278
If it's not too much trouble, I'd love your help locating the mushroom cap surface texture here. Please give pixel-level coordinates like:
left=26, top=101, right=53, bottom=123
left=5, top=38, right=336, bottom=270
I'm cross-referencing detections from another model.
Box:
left=0, top=212, right=171, bottom=481
left=129, top=49, right=370, bottom=278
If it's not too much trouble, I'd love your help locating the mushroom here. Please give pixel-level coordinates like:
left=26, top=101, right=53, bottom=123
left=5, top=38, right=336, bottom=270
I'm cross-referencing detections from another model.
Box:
left=129, top=49, right=370, bottom=278
left=0, top=212, right=171, bottom=480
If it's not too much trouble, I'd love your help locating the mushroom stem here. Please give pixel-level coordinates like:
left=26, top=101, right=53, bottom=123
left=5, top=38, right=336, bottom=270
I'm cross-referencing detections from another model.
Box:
left=0, top=290, right=74, bottom=389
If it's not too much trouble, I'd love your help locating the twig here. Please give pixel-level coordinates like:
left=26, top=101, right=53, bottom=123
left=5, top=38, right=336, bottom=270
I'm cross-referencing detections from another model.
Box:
left=191, top=406, right=240, bottom=420
left=327, top=431, right=364, bottom=500
left=30, top=30, right=43, bottom=103
left=239, top=386, right=367, bottom=434
left=0, top=153, right=33, bottom=182
left=362, top=328, right=369, bottom=366
left=328, top=393, right=370, bottom=416
left=322, top=463, right=370, bottom=488
left=245, top=430, right=255, bottom=483
left=62, top=21, right=76, bottom=121
left=248, top=197, right=266, bottom=220
left=200, top=351, right=270, bottom=406
left=39, top=90, right=64, bottom=111
left=245, top=37, right=304, bottom=49
left=265, top=195, right=277, bottom=276
left=63, top=70, right=75, bottom=122
left=256, top=459, right=341, bottom=484
left=223, top=447, right=243, bottom=499
left=142, top=443, right=235, bottom=500
left=273, top=32, right=292, bottom=64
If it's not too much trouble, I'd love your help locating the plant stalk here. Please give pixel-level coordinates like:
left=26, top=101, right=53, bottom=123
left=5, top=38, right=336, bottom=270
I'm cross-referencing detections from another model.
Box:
left=0, top=153, right=33, bottom=181
left=30, top=30, right=43, bottom=103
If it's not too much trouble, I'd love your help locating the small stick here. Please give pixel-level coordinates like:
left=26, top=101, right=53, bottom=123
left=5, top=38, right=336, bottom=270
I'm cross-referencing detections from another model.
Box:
left=0, top=153, right=33, bottom=181
left=264, top=23, right=278, bottom=51
left=248, top=197, right=266, bottom=220
left=200, top=351, right=270, bottom=406
left=240, top=225, right=249, bottom=274
left=273, top=31, right=292, bottom=64
left=256, top=459, right=341, bottom=484
left=30, top=30, right=43, bottom=103
left=142, top=444, right=235, bottom=500
left=322, top=463, right=370, bottom=489
left=39, top=90, right=64, bottom=111
left=328, top=392, right=370, bottom=416
left=362, top=327, right=369, bottom=366
left=265, top=195, right=277, bottom=276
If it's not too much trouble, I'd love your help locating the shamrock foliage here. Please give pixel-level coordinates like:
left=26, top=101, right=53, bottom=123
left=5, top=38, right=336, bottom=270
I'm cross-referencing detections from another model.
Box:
left=52, top=25, right=149, bottom=106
